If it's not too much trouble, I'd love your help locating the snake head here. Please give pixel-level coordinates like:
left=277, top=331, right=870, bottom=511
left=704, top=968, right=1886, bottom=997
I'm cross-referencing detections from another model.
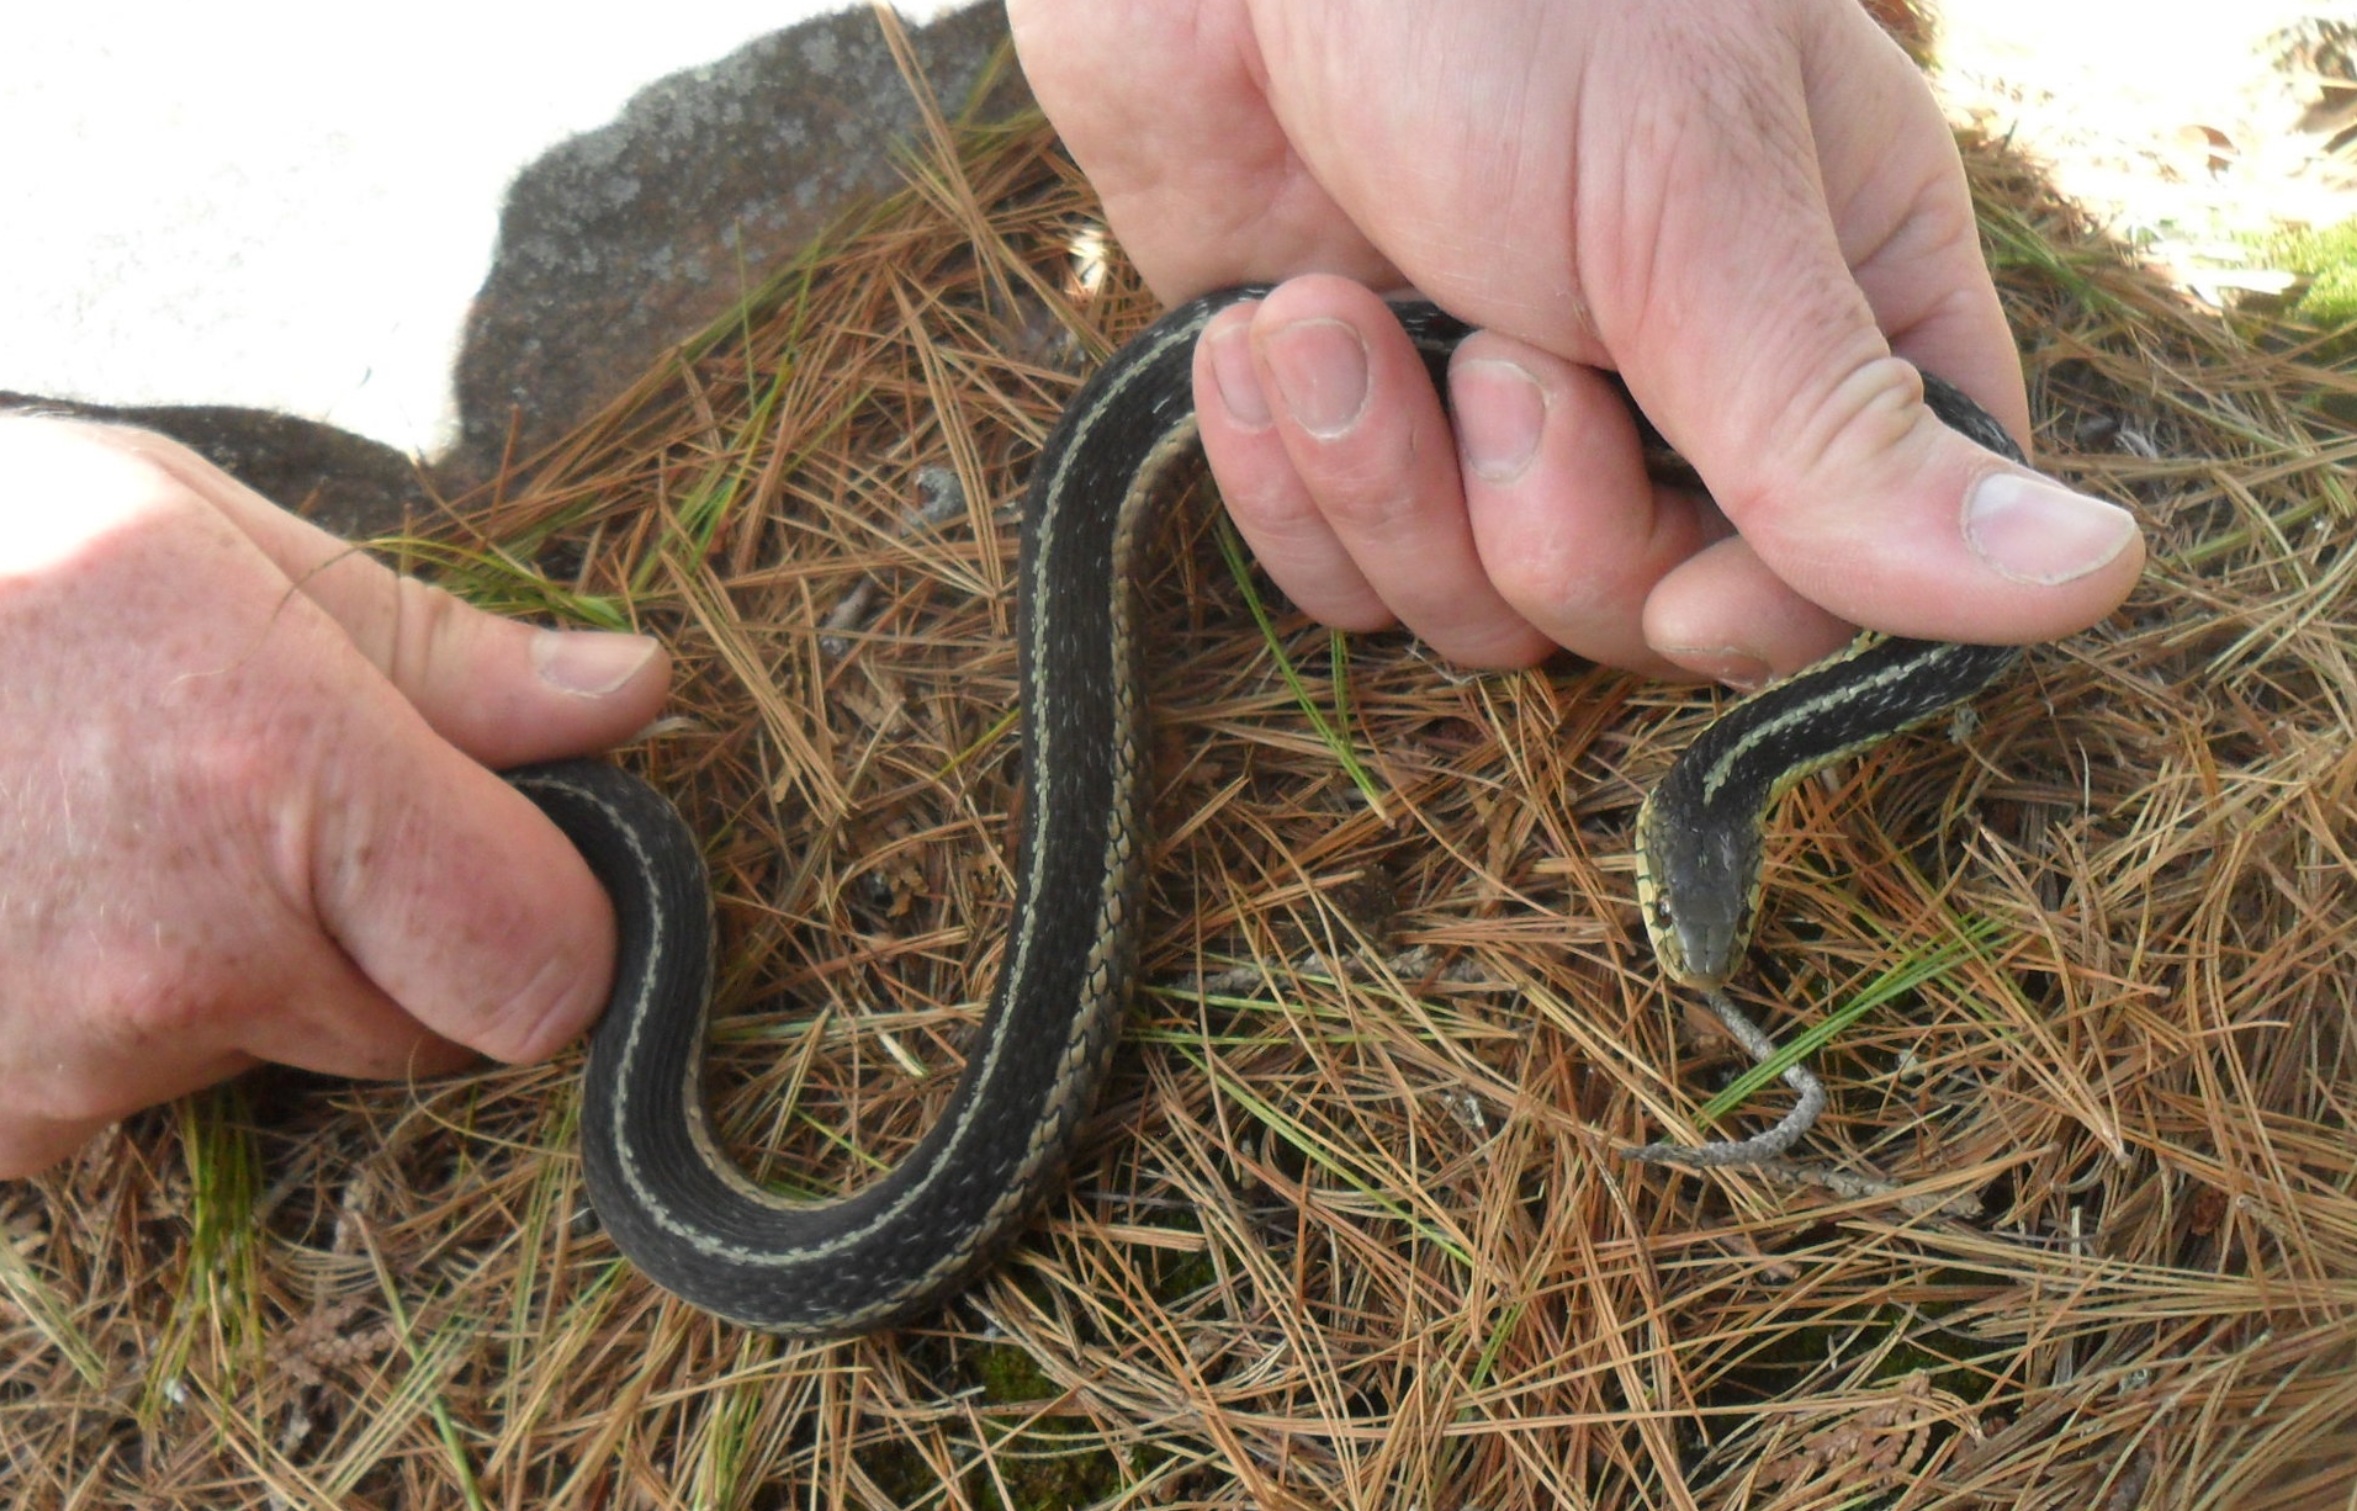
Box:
left=1635, top=798, right=1765, bottom=990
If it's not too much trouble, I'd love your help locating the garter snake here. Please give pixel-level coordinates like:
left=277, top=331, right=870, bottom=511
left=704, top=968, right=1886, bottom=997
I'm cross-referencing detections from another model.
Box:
left=512, top=285, right=2028, bottom=1334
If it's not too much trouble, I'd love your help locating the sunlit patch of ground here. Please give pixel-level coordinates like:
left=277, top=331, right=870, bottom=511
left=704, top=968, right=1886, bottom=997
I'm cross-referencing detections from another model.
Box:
left=1931, top=0, right=2357, bottom=311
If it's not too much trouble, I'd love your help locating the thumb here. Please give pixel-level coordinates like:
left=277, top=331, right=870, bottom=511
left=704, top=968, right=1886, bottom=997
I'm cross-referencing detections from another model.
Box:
left=1601, top=21, right=2142, bottom=651
left=305, top=729, right=626, bottom=1065
left=1648, top=340, right=2144, bottom=650
left=122, top=426, right=671, bottom=764
left=106, top=427, right=669, bottom=1063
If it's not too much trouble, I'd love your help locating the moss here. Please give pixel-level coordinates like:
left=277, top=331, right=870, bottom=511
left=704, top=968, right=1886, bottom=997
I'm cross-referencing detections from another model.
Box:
left=968, top=1340, right=1060, bottom=1403
left=2263, top=216, right=2357, bottom=328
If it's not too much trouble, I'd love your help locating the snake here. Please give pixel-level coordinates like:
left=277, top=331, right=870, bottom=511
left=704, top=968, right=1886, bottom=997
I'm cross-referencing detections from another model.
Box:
left=508, top=285, right=2029, bottom=1334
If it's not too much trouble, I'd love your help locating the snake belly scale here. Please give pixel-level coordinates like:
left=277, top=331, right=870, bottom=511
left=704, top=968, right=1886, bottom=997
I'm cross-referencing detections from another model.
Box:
left=512, top=285, right=2026, bottom=1334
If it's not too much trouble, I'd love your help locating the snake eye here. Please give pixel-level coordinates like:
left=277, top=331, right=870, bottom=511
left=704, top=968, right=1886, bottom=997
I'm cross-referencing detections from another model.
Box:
left=1644, top=896, right=1687, bottom=979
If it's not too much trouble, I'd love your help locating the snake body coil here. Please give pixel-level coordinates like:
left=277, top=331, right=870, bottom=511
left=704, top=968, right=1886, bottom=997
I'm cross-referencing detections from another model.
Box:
left=515, top=286, right=2027, bottom=1332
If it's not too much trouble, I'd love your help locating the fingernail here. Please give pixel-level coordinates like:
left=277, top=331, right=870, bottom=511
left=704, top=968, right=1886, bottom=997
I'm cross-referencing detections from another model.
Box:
left=1205, top=323, right=1272, bottom=428
left=1265, top=318, right=1371, bottom=438
left=1964, top=473, right=2138, bottom=585
left=1453, top=358, right=1545, bottom=480
left=532, top=630, right=657, bottom=697
left=1662, top=646, right=1774, bottom=692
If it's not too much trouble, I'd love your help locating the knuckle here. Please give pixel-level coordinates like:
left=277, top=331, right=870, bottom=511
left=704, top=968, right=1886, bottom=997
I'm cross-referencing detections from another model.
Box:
left=178, top=723, right=297, bottom=804
left=472, top=935, right=604, bottom=1065
left=1739, top=351, right=1925, bottom=520
left=375, top=572, right=470, bottom=691
left=1485, top=541, right=1576, bottom=612
left=97, top=956, right=229, bottom=1065
left=1217, top=468, right=1316, bottom=539
left=1484, top=528, right=1618, bottom=627
left=1314, top=472, right=1424, bottom=537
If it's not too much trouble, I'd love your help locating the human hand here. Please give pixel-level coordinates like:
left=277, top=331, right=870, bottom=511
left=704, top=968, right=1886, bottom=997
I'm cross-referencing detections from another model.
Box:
left=1008, top=0, right=2144, bottom=682
left=0, top=416, right=668, bottom=1176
